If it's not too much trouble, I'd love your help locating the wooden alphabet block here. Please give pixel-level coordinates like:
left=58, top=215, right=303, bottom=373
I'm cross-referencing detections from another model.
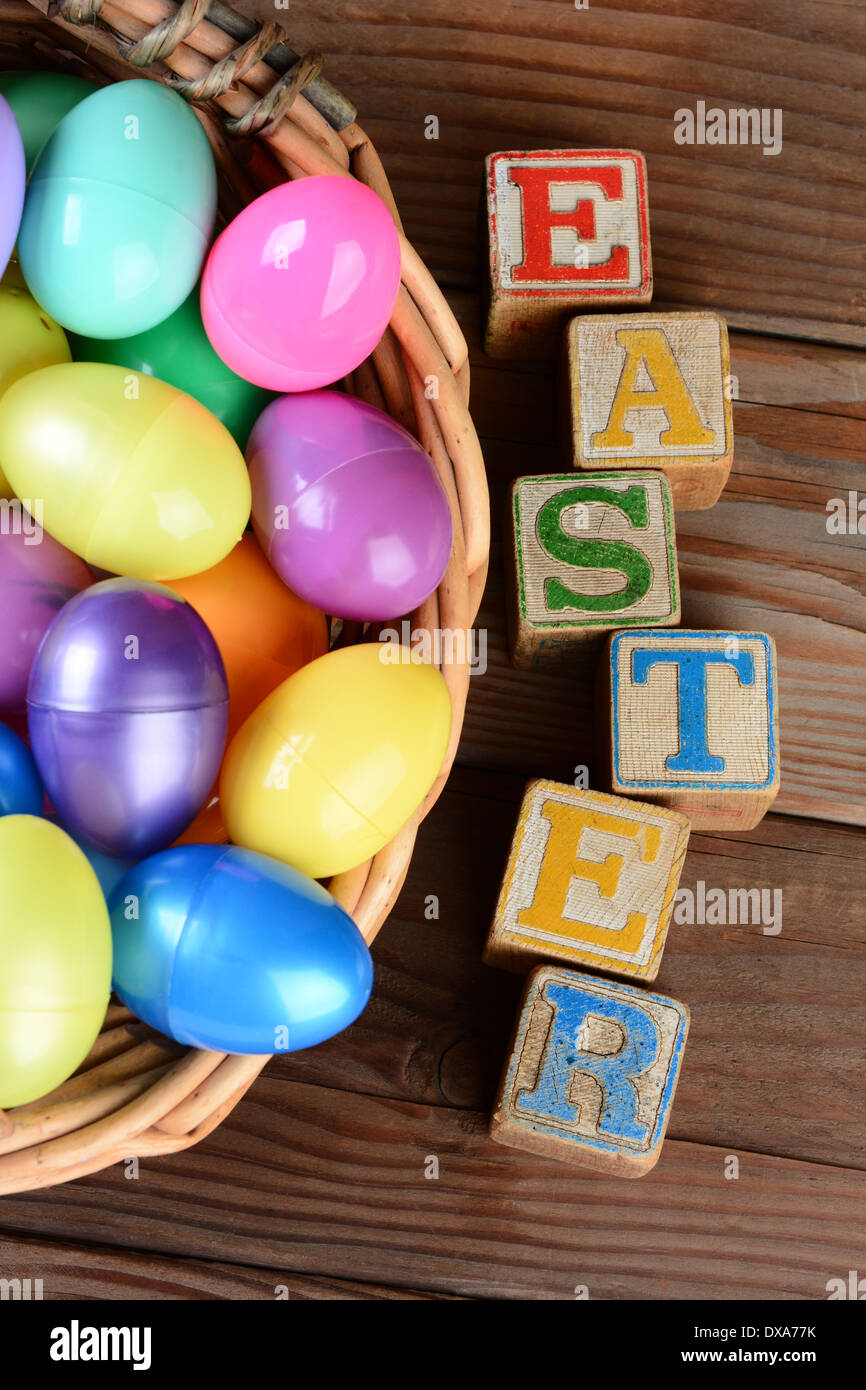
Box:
left=565, top=310, right=734, bottom=509
left=484, top=780, right=690, bottom=981
left=490, top=964, right=689, bottom=1176
left=506, top=470, right=679, bottom=668
left=600, top=629, right=780, bottom=831
left=483, top=149, right=652, bottom=359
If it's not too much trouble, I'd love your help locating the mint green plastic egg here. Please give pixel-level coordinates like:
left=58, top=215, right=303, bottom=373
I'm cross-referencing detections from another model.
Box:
left=17, top=80, right=216, bottom=339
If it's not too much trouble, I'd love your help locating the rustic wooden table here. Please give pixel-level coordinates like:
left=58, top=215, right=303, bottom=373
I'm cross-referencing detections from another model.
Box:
left=1, top=0, right=863, bottom=1300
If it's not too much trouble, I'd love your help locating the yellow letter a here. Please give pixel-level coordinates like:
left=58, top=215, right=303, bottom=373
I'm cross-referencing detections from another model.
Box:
left=592, top=327, right=715, bottom=451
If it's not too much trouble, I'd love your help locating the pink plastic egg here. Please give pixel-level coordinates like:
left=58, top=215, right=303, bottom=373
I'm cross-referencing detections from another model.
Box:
left=201, top=175, right=401, bottom=392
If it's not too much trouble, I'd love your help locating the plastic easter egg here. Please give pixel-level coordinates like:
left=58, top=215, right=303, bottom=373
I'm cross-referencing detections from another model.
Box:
left=221, top=643, right=452, bottom=877
left=49, top=819, right=133, bottom=903
left=201, top=175, right=401, bottom=392
left=0, top=71, right=97, bottom=174
left=0, top=517, right=91, bottom=712
left=0, top=815, right=112, bottom=1108
left=0, top=94, right=25, bottom=278
left=0, top=723, right=42, bottom=817
left=71, top=286, right=273, bottom=450
left=28, top=579, right=229, bottom=859
left=0, top=282, right=71, bottom=496
left=0, top=362, right=251, bottom=578
left=167, top=534, right=328, bottom=844
left=248, top=391, right=453, bottom=620
left=18, top=80, right=216, bottom=337
left=110, top=845, right=373, bottom=1053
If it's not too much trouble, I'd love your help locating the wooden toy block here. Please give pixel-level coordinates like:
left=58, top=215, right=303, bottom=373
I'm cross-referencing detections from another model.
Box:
left=565, top=310, right=734, bottom=509
left=599, top=629, right=780, bottom=831
left=484, top=780, right=690, bottom=982
left=506, top=470, right=680, bottom=668
left=483, top=149, right=652, bottom=359
left=490, top=964, right=689, bottom=1177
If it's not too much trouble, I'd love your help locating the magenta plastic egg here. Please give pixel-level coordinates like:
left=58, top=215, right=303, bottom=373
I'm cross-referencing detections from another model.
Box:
left=0, top=524, right=92, bottom=712
left=27, top=579, right=229, bottom=859
left=0, top=95, right=25, bottom=277
left=201, top=175, right=402, bottom=392
left=248, top=391, right=453, bottom=620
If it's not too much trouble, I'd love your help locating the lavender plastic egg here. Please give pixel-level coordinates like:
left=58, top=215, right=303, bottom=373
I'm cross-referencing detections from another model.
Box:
left=0, top=523, right=92, bottom=712
left=27, top=578, right=228, bottom=858
left=248, top=391, right=453, bottom=621
left=0, top=95, right=25, bottom=277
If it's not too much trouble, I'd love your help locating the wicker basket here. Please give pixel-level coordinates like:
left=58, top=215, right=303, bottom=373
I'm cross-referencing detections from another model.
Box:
left=0, top=0, right=489, bottom=1194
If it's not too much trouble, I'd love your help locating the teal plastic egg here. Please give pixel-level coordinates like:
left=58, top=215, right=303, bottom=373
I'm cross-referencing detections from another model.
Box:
left=17, top=80, right=216, bottom=338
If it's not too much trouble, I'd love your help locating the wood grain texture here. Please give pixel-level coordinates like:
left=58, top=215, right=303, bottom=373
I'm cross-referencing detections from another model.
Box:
left=0, top=1232, right=460, bottom=1300
left=447, top=292, right=866, bottom=825
left=240, top=0, right=866, bottom=345
left=0, top=1078, right=861, bottom=1300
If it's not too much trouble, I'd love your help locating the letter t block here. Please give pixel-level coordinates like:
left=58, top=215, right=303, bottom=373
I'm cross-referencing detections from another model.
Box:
left=490, top=964, right=689, bottom=1176
left=566, top=310, right=734, bottom=509
left=483, top=149, right=652, bottom=359
left=600, top=629, right=781, bottom=831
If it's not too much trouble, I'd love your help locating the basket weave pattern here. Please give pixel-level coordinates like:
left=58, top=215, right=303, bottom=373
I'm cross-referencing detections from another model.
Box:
left=0, top=0, right=489, bottom=1193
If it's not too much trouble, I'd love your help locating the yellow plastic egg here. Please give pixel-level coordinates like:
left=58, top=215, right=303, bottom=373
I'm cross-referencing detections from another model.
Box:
left=0, top=284, right=70, bottom=498
left=0, top=362, right=251, bottom=578
left=0, top=816, right=112, bottom=1109
left=220, top=643, right=452, bottom=878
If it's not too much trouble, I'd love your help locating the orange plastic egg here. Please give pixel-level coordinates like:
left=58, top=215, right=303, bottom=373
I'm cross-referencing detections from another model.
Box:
left=167, top=534, right=328, bottom=843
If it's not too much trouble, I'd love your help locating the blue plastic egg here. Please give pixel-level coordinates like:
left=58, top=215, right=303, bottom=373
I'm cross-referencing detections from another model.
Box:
left=109, top=845, right=374, bottom=1053
left=17, top=80, right=216, bottom=338
left=0, top=721, right=42, bottom=817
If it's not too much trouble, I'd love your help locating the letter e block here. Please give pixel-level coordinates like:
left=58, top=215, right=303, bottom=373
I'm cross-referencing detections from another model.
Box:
left=484, top=149, right=652, bottom=359
left=507, top=470, right=679, bottom=668
left=490, top=965, right=689, bottom=1176
left=601, top=629, right=780, bottom=831
left=566, top=311, right=734, bottom=509
left=484, top=780, right=690, bottom=981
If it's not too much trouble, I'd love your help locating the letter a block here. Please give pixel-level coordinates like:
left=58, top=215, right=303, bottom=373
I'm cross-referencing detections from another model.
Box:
left=483, top=149, right=652, bottom=359
left=491, top=965, right=689, bottom=1176
left=566, top=311, right=734, bottom=509
left=601, top=629, right=780, bottom=831
left=507, top=470, right=679, bottom=668
left=484, top=781, right=690, bottom=981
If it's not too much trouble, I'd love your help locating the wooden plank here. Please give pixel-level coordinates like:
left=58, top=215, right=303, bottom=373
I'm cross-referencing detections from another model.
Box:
left=0, top=1080, right=862, bottom=1300
left=0, top=1232, right=459, bottom=1300
left=251, top=0, right=866, bottom=344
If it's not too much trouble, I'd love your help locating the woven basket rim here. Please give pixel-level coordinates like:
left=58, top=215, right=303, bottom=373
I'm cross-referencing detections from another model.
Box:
left=0, top=0, right=490, bottom=1193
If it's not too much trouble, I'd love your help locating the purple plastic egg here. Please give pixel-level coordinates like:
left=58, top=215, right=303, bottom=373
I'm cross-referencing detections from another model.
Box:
left=0, top=524, right=92, bottom=712
left=0, top=95, right=25, bottom=277
left=27, top=578, right=228, bottom=858
left=247, top=391, right=453, bottom=621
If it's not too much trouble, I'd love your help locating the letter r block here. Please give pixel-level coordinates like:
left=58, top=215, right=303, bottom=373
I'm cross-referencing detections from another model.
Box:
left=600, top=629, right=781, bottom=831
left=484, top=780, right=690, bottom=981
left=507, top=470, right=680, bottom=668
left=490, top=964, right=689, bottom=1176
left=566, top=311, right=734, bottom=509
left=483, top=150, right=652, bottom=359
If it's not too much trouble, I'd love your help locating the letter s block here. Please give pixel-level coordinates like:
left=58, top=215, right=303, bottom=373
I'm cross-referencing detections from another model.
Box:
left=566, top=311, right=734, bottom=509
left=484, top=780, right=690, bottom=981
left=490, top=964, right=689, bottom=1176
left=600, top=629, right=781, bottom=831
left=483, top=149, right=652, bottom=359
left=507, top=470, right=679, bottom=668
